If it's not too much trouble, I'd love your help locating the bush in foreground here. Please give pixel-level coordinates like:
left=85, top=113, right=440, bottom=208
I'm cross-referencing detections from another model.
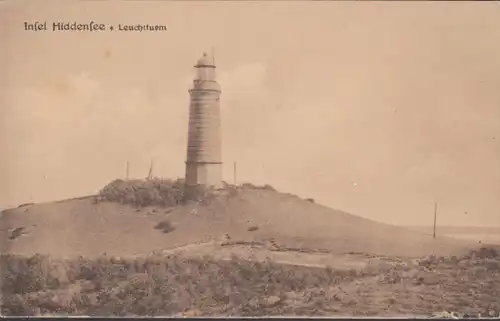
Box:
left=1, top=254, right=338, bottom=316
left=1, top=248, right=500, bottom=317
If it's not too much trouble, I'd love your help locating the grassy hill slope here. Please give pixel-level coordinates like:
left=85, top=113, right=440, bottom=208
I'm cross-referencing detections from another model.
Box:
left=1, top=182, right=476, bottom=258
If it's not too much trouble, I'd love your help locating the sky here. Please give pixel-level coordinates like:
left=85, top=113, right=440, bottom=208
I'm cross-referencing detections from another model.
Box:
left=1, top=1, right=499, bottom=227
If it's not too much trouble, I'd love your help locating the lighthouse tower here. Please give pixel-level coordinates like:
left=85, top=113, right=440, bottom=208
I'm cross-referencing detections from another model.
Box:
left=184, top=52, right=223, bottom=190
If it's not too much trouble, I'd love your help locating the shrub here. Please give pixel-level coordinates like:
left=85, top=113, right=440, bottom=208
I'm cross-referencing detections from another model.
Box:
left=1, top=293, right=38, bottom=316
left=241, top=183, right=257, bottom=189
left=98, top=178, right=217, bottom=207
left=154, top=220, right=175, bottom=234
left=1, top=254, right=52, bottom=294
left=1, top=254, right=344, bottom=316
left=477, top=247, right=498, bottom=259
left=9, top=227, right=25, bottom=240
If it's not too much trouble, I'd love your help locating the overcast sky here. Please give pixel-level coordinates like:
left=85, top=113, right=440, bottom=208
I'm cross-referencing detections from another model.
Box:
left=1, top=1, right=499, bottom=227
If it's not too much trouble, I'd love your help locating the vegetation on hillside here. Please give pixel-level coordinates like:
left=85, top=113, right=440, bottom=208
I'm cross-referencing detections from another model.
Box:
left=97, top=178, right=220, bottom=207
left=1, top=248, right=499, bottom=317
left=96, top=179, right=283, bottom=208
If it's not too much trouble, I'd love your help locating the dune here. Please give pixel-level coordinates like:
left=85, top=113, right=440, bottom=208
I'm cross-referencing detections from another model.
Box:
left=0, top=185, right=476, bottom=259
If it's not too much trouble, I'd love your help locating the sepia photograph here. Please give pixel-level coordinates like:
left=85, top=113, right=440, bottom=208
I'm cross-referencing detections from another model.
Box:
left=0, top=0, right=499, bottom=318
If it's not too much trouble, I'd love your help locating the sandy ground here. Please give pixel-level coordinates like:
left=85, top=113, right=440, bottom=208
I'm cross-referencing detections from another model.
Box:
left=0, top=187, right=478, bottom=259
left=160, top=240, right=404, bottom=270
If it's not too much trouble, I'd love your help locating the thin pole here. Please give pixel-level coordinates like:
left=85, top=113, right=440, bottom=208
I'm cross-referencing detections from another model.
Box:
left=433, top=201, right=438, bottom=239
left=147, top=159, right=153, bottom=180
left=126, top=161, right=129, bottom=180
left=233, top=162, right=237, bottom=185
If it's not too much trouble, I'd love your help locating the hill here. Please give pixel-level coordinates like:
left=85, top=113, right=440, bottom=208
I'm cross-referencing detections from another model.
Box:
left=0, top=181, right=477, bottom=259
left=2, top=180, right=498, bottom=317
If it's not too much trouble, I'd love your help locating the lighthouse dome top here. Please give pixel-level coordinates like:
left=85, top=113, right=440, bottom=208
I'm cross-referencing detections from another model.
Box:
left=195, top=52, right=215, bottom=67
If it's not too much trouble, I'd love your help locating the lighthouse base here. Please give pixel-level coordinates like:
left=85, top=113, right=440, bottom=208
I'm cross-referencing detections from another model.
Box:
left=185, top=162, right=223, bottom=189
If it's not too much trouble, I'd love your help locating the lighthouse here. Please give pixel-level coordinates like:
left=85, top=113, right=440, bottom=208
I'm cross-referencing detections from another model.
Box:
left=184, top=52, right=223, bottom=190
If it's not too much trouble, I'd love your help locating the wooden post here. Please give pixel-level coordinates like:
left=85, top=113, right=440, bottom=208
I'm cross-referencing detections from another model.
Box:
left=147, top=159, right=153, bottom=180
left=433, top=201, right=438, bottom=239
left=233, top=162, right=237, bottom=185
